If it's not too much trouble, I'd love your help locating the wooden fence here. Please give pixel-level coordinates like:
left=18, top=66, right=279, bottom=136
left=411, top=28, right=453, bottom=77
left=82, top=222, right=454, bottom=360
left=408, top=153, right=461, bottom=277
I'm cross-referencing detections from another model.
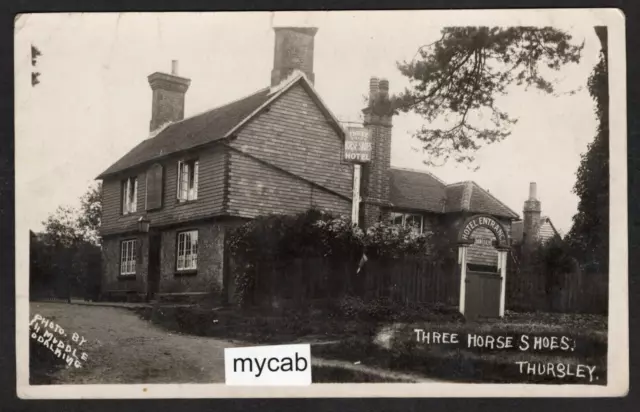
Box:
left=243, top=255, right=608, bottom=315
left=506, top=267, right=608, bottom=314
left=244, top=256, right=458, bottom=308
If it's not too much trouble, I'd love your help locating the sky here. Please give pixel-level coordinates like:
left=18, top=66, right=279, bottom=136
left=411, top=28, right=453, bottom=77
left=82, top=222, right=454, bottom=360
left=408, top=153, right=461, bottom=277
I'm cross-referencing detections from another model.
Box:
left=14, top=11, right=602, bottom=235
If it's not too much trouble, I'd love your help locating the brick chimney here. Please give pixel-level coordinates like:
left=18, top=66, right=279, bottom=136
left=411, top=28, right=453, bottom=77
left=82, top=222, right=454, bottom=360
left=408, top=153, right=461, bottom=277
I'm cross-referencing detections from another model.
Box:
left=523, top=182, right=542, bottom=250
left=271, top=27, right=318, bottom=86
left=148, top=60, right=191, bottom=132
left=361, top=76, right=394, bottom=227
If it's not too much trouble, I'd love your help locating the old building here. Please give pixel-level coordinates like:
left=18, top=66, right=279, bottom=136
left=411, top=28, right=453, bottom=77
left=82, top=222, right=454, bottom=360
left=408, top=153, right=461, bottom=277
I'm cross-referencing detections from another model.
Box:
left=511, top=182, right=561, bottom=251
left=97, top=26, right=519, bottom=302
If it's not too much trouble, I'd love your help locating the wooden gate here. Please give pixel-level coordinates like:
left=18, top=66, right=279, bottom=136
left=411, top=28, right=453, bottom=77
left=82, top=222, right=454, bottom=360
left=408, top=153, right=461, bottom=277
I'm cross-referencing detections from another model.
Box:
left=464, top=268, right=502, bottom=318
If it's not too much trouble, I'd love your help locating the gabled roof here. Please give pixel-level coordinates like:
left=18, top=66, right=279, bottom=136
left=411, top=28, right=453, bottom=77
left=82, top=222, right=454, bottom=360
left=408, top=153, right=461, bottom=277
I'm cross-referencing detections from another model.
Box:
left=445, top=181, right=520, bottom=219
left=388, top=168, right=519, bottom=219
left=97, top=71, right=345, bottom=179
left=511, top=216, right=560, bottom=243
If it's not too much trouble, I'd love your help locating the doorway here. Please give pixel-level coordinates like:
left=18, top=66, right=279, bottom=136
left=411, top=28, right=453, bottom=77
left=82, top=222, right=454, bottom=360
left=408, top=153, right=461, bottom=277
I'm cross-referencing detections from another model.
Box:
left=147, top=232, right=161, bottom=301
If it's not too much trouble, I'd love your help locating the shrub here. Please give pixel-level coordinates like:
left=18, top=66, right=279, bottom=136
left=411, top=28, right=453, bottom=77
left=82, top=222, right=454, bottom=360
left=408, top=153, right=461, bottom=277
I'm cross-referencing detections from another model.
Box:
left=363, top=222, right=430, bottom=259
left=228, top=208, right=446, bottom=306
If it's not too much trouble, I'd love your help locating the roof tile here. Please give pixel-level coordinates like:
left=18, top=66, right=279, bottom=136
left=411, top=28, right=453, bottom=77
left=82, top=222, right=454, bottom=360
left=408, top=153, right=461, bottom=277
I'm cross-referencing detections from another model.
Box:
left=389, top=169, right=518, bottom=219
left=389, top=168, right=446, bottom=213
left=98, top=87, right=271, bottom=177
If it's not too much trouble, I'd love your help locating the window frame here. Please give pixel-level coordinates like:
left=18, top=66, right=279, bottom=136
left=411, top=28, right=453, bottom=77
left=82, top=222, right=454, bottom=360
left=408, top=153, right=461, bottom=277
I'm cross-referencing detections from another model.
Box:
left=120, top=238, right=138, bottom=276
left=176, top=229, right=199, bottom=273
left=389, top=211, right=424, bottom=234
left=121, top=176, right=138, bottom=215
left=176, top=159, right=199, bottom=203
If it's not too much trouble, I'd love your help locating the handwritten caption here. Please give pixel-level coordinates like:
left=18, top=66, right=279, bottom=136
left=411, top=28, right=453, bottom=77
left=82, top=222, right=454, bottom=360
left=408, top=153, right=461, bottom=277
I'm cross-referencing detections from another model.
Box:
left=412, top=329, right=598, bottom=382
left=30, top=314, right=88, bottom=368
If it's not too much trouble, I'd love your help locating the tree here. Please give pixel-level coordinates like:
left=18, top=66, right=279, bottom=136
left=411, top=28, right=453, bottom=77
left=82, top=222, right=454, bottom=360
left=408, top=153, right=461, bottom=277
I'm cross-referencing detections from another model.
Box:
left=393, top=27, right=584, bottom=166
left=396, top=26, right=608, bottom=271
left=38, top=182, right=103, bottom=302
left=42, top=205, right=83, bottom=247
left=42, top=182, right=102, bottom=246
left=566, top=27, right=608, bottom=272
left=78, top=182, right=103, bottom=246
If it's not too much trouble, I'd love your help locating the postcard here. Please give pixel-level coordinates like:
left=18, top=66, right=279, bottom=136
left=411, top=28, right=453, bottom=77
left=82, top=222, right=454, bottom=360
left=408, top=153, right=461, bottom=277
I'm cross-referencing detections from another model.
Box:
left=14, top=8, right=628, bottom=398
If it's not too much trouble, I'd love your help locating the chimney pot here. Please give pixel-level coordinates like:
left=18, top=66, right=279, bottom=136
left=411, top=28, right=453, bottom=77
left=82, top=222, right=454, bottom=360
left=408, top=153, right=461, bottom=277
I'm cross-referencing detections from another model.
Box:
left=529, top=182, right=537, bottom=200
left=378, top=78, right=389, bottom=98
left=369, top=77, right=380, bottom=104
left=171, top=60, right=179, bottom=75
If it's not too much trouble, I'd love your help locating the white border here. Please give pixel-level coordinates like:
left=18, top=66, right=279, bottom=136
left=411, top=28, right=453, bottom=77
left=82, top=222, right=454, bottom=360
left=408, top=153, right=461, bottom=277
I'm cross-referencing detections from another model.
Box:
left=15, top=8, right=628, bottom=399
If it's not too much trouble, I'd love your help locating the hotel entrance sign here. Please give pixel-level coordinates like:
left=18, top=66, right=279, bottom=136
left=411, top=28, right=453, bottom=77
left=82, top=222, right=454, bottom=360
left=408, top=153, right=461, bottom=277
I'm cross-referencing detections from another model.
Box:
left=344, top=127, right=372, bottom=163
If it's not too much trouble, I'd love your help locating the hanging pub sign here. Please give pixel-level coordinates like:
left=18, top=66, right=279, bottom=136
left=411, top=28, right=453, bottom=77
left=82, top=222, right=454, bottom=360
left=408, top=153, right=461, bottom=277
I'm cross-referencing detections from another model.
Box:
left=344, top=127, right=372, bottom=163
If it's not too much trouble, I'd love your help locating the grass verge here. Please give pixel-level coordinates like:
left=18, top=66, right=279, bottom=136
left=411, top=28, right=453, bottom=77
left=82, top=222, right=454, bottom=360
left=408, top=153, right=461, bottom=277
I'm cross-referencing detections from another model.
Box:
left=312, top=365, right=407, bottom=383
left=135, top=302, right=607, bottom=385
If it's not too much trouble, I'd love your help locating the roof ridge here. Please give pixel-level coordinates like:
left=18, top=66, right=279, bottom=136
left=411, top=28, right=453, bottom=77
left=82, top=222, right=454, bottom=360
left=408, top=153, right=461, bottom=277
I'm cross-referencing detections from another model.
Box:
left=470, top=181, right=519, bottom=218
left=268, top=70, right=306, bottom=95
left=142, top=86, right=270, bottom=142
left=184, top=86, right=270, bottom=125
left=446, top=180, right=470, bottom=187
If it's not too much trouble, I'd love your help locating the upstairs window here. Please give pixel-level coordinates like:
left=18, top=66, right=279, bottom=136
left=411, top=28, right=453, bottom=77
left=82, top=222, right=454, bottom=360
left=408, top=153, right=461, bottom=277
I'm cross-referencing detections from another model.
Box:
left=122, top=177, right=138, bottom=214
left=177, top=159, right=199, bottom=202
left=177, top=230, right=198, bottom=271
left=120, top=239, right=137, bottom=275
left=389, top=212, right=424, bottom=235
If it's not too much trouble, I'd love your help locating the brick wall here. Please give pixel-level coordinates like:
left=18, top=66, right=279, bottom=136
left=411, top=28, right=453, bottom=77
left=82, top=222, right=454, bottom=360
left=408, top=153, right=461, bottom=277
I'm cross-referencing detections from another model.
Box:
left=361, top=77, right=393, bottom=227
left=101, top=234, right=148, bottom=294
left=157, top=221, right=225, bottom=294
left=271, top=27, right=317, bottom=86
left=148, top=72, right=190, bottom=132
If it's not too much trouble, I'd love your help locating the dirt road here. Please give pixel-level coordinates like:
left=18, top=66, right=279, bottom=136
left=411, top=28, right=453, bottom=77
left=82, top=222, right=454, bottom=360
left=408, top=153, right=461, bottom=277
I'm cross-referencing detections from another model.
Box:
left=30, top=302, right=231, bottom=384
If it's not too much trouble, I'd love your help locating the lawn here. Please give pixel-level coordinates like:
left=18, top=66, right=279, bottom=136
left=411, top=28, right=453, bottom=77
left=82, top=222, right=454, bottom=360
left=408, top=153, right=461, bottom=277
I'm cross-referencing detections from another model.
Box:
left=312, top=312, right=608, bottom=384
left=137, top=302, right=607, bottom=385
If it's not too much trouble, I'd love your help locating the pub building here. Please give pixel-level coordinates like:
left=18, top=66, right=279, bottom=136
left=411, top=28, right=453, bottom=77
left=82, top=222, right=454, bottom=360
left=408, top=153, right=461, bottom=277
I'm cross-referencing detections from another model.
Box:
left=97, top=26, right=523, bottom=316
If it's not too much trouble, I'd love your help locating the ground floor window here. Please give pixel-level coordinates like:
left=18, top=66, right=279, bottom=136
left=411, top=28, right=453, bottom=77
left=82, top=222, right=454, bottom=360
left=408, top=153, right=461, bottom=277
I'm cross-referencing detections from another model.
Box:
left=120, top=239, right=137, bottom=275
left=389, top=212, right=424, bottom=234
left=177, top=230, right=198, bottom=271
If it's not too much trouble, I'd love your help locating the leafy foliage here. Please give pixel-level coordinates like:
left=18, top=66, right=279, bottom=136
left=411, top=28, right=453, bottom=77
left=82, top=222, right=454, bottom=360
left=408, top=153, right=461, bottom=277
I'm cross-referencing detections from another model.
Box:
left=43, top=182, right=102, bottom=247
left=531, top=236, right=578, bottom=278
left=78, top=182, right=103, bottom=245
left=360, top=221, right=429, bottom=259
left=394, top=27, right=584, bottom=166
left=228, top=208, right=443, bottom=305
left=32, top=182, right=103, bottom=300
left=566, top=27, right=609, bottom=273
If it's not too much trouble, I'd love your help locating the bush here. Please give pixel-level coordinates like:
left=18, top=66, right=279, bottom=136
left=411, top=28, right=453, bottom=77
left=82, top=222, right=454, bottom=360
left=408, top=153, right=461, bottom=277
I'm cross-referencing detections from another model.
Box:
left=228, top=208, right=439, bottom=306
left=30, top=232, right=101, bottom=300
